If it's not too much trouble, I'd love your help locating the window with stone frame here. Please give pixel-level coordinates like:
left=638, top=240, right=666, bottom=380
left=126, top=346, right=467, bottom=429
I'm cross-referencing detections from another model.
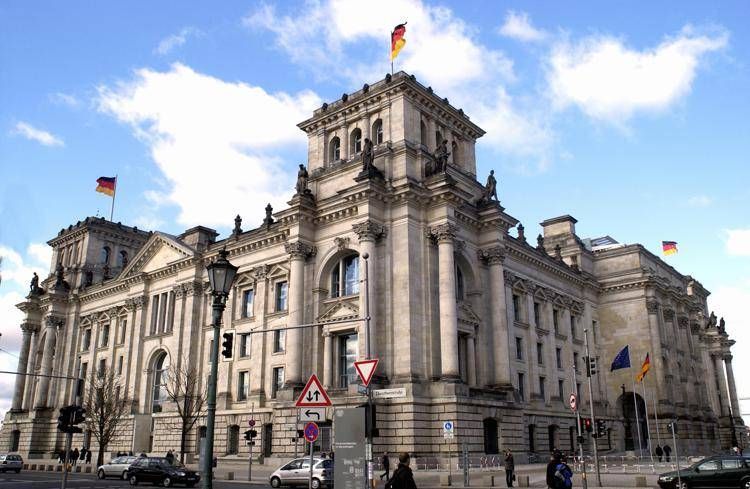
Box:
left=329, top=137, right=341, bottom=162
left=455, top=264, right=465, bottom=301
left=100, top=323, right=110, bottom=348
left=330, top=255, right=359, bottom=298
left=452, top=140, right=459, bottom=164
left=515, top=337, right=523, bottom=360
left=553, top=309, right=560, bottom=334
left=570, top=314, right=577, bottom=338
left=237, top=371, right=249, bottom=401
left=118, top=250, right=128, bottom=268
left=372, top=119, right=383, bottom=145
left=101, top=246, right=111, bottom=265
left=239, top=333, right=251, bottom=357
left=536, top=342, right=544, bottom=365
left=512, top=294, right=521, bottom=322
left=538, top=376, right=546, bottom=400
left=558, top=379, right=564, bottom=399
left=98, top=358, right=106, bottom=378
left=556, top=347, right=562, bottom=369
left=151, top=352, right=168, bottom=413
left=573, top=352, right=579, bottom=372
left=350, top=128, right=362, bottom=154
left=118, top=319, right=127, bottom=344
left=420, top=120, right=427, bottom=146
left=517, top=372, right=525, bottom=401
left=117, top=355, right=123, bottom=375
left=241, top=289, right=254, bottom=318
left=275, top=281, right=288, bottom=312
left=337, top=333, right=358, bottom=388
left=533, top=302, right=541, bottom=327
left=81, top=328, right=92, bottom=351
left=273, top=329, right=286, bottom=353
left=271, top=367, right=284, bottom=398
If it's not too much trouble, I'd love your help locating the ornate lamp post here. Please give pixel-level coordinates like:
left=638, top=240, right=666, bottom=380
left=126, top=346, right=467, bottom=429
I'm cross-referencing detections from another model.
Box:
left=202, top=248, right=238, bottom=489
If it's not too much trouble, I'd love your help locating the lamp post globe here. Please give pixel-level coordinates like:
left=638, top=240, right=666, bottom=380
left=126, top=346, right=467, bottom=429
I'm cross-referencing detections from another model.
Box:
left=207, top=248, right=239, bottom=296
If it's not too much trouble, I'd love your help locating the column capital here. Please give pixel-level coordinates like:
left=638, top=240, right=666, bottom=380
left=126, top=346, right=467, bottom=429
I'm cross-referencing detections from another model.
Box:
left=477, top=246, right=506, bottom=265
left=646, top=299, right=659, bottom=315
left=285, top=241, right=316, bottom=260
left=44, top=315, right=64, bottom=329
left=125, top=295, right=149, bottom=310
left=723, top=354, right=733, bottom=363
left=427, top=223, right=459, bottom=244
left=20, top=322, right=39, bottom=334
left=663, top=308, right=675, bottom=321
left=352, top=220, right=387, bottom=242
left=677, top=316, right=689, bottom=329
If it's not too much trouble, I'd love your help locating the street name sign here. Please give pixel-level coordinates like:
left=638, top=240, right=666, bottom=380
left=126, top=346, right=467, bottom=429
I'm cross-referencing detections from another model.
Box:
left=295, top=374, right=332, bottom=407
left=354, top=359, right=379, bottom=386
left=372, top=387, right=406, bottom=399
left=299, top=407, right=325, bottom=423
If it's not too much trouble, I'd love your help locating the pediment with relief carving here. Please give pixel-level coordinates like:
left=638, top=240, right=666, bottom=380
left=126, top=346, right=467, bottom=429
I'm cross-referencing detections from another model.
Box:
left=317, top=300, right=360, bottom=323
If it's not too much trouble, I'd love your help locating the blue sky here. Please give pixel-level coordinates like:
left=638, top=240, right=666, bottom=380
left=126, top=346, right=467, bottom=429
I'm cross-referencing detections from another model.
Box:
left=1, top=1, right=748, bottom=423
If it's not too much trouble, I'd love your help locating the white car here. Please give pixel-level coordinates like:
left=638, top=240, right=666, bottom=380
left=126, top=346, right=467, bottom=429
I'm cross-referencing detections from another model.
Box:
left=0, top=454, right=23, bottom=473
left=270, top=457, right=333, bottom=489
left=97, top=455, right=137, bottom=480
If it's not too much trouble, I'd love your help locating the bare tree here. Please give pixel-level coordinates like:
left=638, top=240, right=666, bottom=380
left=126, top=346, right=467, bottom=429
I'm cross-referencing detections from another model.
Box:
left=83, top=367, right=130, bottom=467
left=164, top=364, right=207, bottom=463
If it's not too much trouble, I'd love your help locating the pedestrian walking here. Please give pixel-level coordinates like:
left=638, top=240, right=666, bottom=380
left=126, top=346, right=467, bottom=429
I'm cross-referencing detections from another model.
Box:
left=380, top=452, right=390, bottom=481
left=85, top=450, right=91, bottom=464
left=655, top=445, right=663, bottom=462
left=71, top=448, right=79, bottom=466
left=546, top=453, right=561, bottom=489
left=504, top=449, right=515, bottom=488
left=80, top=447, right=87, bottom=464
left=386, top=452, right=417, bottom=489
left=663, top=444, right=671, bottom=462
left=165, top=449, right=175, bottom=465
left=553, top=456, right=573, bottom=489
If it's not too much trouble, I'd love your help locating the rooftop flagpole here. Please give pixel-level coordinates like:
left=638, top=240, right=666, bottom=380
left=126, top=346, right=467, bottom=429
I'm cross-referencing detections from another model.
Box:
left=109, top=175, right=117, bottom=221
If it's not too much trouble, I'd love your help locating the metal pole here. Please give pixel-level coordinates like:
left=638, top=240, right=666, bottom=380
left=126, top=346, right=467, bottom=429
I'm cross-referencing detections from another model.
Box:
left=309, top=440, right=314, bottom=489
left=640, top=380, right=654, bottom=467
left=632, top=377, right=643, bottom=459
left=61, top=377, right=82, bottom=489
left=652, top=382, right=661, bottom=448
left=584, top=330, right=602, bottom=487
left=671, top=422, right=681, bottom=489
left=572, top=363, right=588, bottom=489
left=363, top=253, right=373, bottom=489
left=248, top=403, right=254, bottom=482
left=201, top=295, right=225, bottom=489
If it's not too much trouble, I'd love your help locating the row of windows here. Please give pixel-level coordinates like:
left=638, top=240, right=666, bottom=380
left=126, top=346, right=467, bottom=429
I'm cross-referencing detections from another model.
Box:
left=236, top=366, right=285, bottom=401
left=514, top=294, right=580, bottom=336
left=100, top=246, right=129, bottom=267
left=150, top=291, right=176, bottom=335
left=80, top=319, right=127, bottom=351
left=328, top=120, right=383, bottom=163
left=514, top=337, right=584, bottom=372
left=240, top=281, right=288, bottom=319
left=516, top=372, right=581, bottom=402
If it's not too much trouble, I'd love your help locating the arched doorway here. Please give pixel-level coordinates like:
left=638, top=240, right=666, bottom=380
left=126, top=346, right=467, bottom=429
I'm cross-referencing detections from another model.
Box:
left=618, top=391, right=647, bottom=451
left=483, top=418, right=499, bottom=454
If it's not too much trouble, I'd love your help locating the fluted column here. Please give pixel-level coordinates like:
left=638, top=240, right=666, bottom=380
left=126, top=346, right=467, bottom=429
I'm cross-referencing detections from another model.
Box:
left=478, top=246, right=511, bottom=387
left=723, top=355, right=741, bottom=417
left=322, top=332, right=333, bottom=388
left=11, top=323, right=36, bottom=411
left=466, top=334, right=477, bottom=387
left=353, top=220, right=387, bottom=361
left=645, top=300, right=667, bottom=401
left=35, top=315, right=63, bottom=408
left=430, top=224, right=459, bottom=380
left=23, top=329, right=40, bottom=410
left=285, top=241, right=315, bottom=386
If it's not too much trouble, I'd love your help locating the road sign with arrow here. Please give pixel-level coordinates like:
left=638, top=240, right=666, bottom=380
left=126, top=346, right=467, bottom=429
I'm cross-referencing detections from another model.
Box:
left=299, top=407, right=325, bottom=423
left=295, top=374, right=332, bottom=407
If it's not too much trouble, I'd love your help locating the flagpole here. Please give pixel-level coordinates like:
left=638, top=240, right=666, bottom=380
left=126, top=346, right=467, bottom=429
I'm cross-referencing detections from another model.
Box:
left=640, top=378, right=654, bottom=466
left=632, top=376, right=644, bottom=458
left=652, top=379, right=661, bottom=448
left=109, top=175, right=117, bottom=222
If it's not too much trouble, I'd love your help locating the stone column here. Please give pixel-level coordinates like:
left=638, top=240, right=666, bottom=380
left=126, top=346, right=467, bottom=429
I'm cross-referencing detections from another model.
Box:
left=340, top=124, right=349, bottom=161
left=466, top=334, right=477, bottom=387
left=322, top=332, right=333, bottom=389
left=353, top=220, right=387, bottom=361
left=285, top=241, right=315, bottom=386
left=645, top=300, right=667, bottom=401
left=23, top=329, right=40, bottom=410
left=723, top=355, right=741, bottom=418
left=11, top=323, right=35, bottom=411
left=431, top=224, right=460, bottom=380
left=712, top=354, right=730, bottom=416
left=35, top=316, right=63, bottom=408
left=478, top=246, right=511, bottom=387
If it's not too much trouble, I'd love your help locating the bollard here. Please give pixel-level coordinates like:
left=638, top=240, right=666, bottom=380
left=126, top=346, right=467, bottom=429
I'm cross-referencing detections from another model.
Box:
left=226, top=471, right=234, bottom=480
left=483, top=475, right=496, bottom=487
left=55, top=465, right=62, bottom=472
left=517, top=475, right=530, bottom=487
left=47, top=464, right=54, bottom=471
left=85, top=466, right=92, bottom=473
left=440, top=474, right=452, bottom=486
left=635, top=475, right=647, bottom=487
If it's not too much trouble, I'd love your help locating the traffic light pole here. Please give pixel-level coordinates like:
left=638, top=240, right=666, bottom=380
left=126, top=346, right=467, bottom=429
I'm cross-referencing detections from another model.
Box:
left=584, top=329, right=602, bottom=487
left=202, top=294, right=226, bottom=489
left=572, top=366, right=587, bottom=489
left=61, top=378, right=83, bottom=489
left=363, top=253, right=373, bottom=489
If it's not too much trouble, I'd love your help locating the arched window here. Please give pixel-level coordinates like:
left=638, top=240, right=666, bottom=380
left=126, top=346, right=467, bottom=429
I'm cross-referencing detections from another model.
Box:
left=452, top=140, right=459, bottom=164
left=118, top=250, right=128, bottom=268
left=330, top=254, right=359, bottom=298
left=227, top=425, right=240, bottom=455
left=330, top=137, right=341, bottom=162
left=455, top=264, right=465, bottom=301
left=483, top=419, right=499, bottom=454
left=350, top=128, right=362, bottom=154
left=372, top=119, right=383, bottom=145
left=151, top=352, right=169, bottom=413
left=420, top=120, right=427, bottom=146
left=101, top=246, right=111, bottom=265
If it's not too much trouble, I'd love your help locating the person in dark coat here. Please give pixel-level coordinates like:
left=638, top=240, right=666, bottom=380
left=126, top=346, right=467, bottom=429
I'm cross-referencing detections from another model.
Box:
left=380, top=452, right=390, bottom=481
left=504, top=449, right=515, bottom=487
left=389, top=452, right=417, bottom=489
left=546, top=452, right=562, bottom=489
left=663, top=444, right=672, bottom=462
left=71, top=448, right=79, bottom=466
left=165, top=450, right=174, bottom=465
left=85, top=450, right=92, bottom=464
left=80, top=447, right=87, bottom=463
left=655, top=445, right=663, bottom=462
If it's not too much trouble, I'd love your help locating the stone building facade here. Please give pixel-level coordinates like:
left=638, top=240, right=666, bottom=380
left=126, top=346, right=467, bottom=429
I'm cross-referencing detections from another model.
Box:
left=1, top=72, right=744, bottom=462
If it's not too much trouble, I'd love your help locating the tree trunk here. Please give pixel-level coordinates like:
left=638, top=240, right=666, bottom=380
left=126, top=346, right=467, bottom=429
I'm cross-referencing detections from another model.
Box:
left=180, top=425, right=187, bottom=463
left=97, top=446, right=104, bottom=468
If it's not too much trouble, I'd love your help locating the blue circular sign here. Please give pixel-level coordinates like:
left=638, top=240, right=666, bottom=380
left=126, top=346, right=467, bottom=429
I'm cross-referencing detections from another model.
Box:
left=304, top=421, right=319, bottom=442
left=444, top=421, right=453, bottom=431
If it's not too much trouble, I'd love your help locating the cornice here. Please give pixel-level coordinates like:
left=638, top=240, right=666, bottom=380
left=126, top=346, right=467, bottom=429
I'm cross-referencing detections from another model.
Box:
left=505, top=239, right=589, bottom=287
left=503, top=269, right=585, bottom=312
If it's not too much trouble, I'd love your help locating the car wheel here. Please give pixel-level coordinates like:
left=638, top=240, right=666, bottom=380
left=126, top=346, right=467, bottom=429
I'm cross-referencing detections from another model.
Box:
left=312, top=478, right=321, bottom=489
left=162, top=476, right=172, bottom=487
left=271, top=476, right=282, bottom=488
left=129, top=475, right=139, bottom=486
left=742, top=478, right=750, bottom=489
left=122, top=470, right=130, bottom=480
left=98, top=469, right=106, bottom=479
left=678, top=481, right=689, bottom=489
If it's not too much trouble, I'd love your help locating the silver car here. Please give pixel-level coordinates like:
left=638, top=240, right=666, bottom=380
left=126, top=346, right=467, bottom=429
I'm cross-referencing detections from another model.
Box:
left=0, top=454, right=23, bottom=473
left=270, top=457, right=333, bottom=489
left=97, top=455, right=137, bottom=480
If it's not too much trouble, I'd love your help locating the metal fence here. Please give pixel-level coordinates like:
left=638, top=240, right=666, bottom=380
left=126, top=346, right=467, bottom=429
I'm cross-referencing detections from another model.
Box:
left=571, top=455, right=704, bottom=474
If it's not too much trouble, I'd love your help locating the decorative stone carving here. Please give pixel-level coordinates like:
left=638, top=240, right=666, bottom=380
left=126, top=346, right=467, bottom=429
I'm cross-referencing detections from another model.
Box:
left=718, top=317, right=726, bottom=333
left=20, top=321, right=39, bottom=334
left=333, top=236, right=350, bottom=251
left=477, top=246, right=506, bottom=266
left=352, top=221, right=387, bottom=242
left=427, top=223, right=458, bottom=244
left=355, top=138, right=384, bottom=181
left=517, top=223, right=526, bottom=243
left=677, top=316, right=689, bottom=329
left=663, top=308, right=675, bottom=321
left=251, top=264, right=270, bottom=281
left=295, top=164, right=311, bottom=196
left=174, top=285, right=186, bottom=299
left=44, top=316, right=64, bottom=329
left=554, top=244, right=562, bottom=260
left=183, top=282, right=204, bottom=297
left=646, top=300, right=659, bottom=314
left=536, top=234, right=545, bottom=252
left=263, top=203, right=274, bottom=229
left=285, top=241, right=316, bottom=260
left=233, top=215, right=243, bottom=236
left=706, top=311, right=717, bottom=329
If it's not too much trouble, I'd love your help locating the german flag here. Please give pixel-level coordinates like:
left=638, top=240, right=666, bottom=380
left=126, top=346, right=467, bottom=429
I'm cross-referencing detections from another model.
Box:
left=662, top=241, right=677, bottom=256
left=636, top=353, right=650, bottom=382
left=96, top=176, right=116, bottom=197
left=391, top=23, right=407, bottom=61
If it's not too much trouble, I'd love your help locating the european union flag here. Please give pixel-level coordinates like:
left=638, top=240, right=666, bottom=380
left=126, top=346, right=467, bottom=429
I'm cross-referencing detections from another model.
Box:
left=610, top=345, right=631, bottom=371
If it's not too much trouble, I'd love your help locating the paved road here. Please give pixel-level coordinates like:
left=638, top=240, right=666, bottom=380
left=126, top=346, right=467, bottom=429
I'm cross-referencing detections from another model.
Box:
left=0, top=471, right=272, bottom=489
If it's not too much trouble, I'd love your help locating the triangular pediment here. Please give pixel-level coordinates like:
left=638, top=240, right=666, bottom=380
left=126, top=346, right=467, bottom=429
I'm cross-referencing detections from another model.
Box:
left=121, top=232, right=196, bottom=278
left=317, top=300, right=360, bottom=322
left=458, top=302, right=481, bottom=326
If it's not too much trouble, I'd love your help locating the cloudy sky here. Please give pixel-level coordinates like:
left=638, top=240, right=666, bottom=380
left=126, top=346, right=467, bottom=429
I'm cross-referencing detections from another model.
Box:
left=1, top=1, right=748, bottom=425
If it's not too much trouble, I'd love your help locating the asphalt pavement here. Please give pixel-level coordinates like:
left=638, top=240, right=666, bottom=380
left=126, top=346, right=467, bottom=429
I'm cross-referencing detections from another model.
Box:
left=0, top=471, right=271, bottom=489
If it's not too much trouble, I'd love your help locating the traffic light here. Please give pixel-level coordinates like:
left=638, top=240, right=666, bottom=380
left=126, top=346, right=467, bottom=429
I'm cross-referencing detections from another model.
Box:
left=365, top=404, right=379, bottom=438
left=73, top=406, right=86, bottom=425
left=57, top=406, right=73, bottom=433
left=221, top=332, right=234, bottom=358
left=584, top=417, right=593, bottom=433
left=585, top=356, right=597, bottom=377
left=249, top=429, right=257, bottom=438
left=596, top=420, right=606, bottom=438
left=244, top=430, right=253, bottom=441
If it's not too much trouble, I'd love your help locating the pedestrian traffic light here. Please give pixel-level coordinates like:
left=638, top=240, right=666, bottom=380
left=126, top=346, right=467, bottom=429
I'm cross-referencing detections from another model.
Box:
left=249, top=429, right=257, bottom=438
left=73, top=406, right=86, bottom=425
left=585, top=356, right=597, bottom=377
left=221, top=332, right=234, bottom=358
left=584, top=418, right=593, bottom=433
left=244, top=430, right=253, bottom=441
left=596, top=420, right=606, bottom=438
left=57, top=406, right=73, bottom=433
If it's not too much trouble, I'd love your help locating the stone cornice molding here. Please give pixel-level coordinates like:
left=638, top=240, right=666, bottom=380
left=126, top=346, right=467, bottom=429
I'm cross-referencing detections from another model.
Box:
left=426, top=223, right=459, bottom=245
left=646, top=300, right=659, bottom=315
left=285, top=241, right=316, bottom=260
left=663, top=309, right=675, bottom=321
left=352, top=220, right=387, bottom=242
left=477, top=246, right=506, bottom=266
left=505, top=241, right=590, bottom=288
left=503, top=270, right=584, bottom=312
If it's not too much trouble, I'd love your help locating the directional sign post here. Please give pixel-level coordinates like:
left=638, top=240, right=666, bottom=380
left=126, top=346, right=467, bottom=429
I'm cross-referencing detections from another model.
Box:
left=299, top=407, right=325, bottom=423
left=296, top=374, right=332, bottom=408
left=354, top=359, right=379, bottom=387
left=304, top=422, right=319, bottom=489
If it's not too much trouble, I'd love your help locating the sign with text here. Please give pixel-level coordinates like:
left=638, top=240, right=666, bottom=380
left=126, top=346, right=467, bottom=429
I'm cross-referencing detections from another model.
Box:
left=372, top=387, right=406, bottom=399
left=333, top=407, right=366, bottom=489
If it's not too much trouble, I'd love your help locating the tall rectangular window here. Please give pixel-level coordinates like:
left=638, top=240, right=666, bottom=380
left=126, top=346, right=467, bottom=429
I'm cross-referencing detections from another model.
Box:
left=570, top=315, right=577, bottom=338
left=273, top=330, right=286, bottom=353
left=553, top=309, right=559, bottom=334
left=573, top=352, right=579, bottom=372
left=237, top=371, right=248, bottom=401
left=556, top=348, right=562, bottom=369
left=512, top=295, right=521, bottom=322
left=80, top=362, right=88, bottom=380
left=82, top=329, right=91, bottom=351
left=536, top=342, right=543, bottom=365
left=539, top=376, right=546, bottom=400
left=338, top=333, right=359, bottom=388
left=240, top=334, right=251, bottom=357
left=117, top=355, right=123, bottom=375
left=150, top=294, right=160, bottom=334
left=158, top=292, right=168, bottom=332
left=100, top=323, right=110, bottom=347
left=166, top=291, right=175, bottom=332
left=242, top=289, right=255, bottom=318
left=275, top=281, right=288, bottom=311
left=515, top=337, right=523, bottom=360
left=98, top=359, right=106, bottom=378
left=119, top=319, right=127, bottom=344
left=533, top=302, right=541, bottom=326
left=558, top=379, right=564, bottom=399
left=517, top=372, right=525, bottom=401
left=272, top=367, right=284, bottom=399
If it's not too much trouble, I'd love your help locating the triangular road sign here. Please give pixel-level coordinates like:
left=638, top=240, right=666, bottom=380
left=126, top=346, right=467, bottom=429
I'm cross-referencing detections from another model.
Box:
left=354, top=359, right=379, bottom=387
left=295, top=374, right=332, bottom=407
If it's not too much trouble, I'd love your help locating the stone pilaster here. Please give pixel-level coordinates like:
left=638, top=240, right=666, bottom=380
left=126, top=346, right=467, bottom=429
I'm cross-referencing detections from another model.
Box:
left=353, top=220, right=387, bottom=361
left=284, top=241, right=316, bottom=386
left=723, top=355, right=741, bottom=418
left=645, top=299, right=667, bottom=403
left=11, top=322, right=37, bottom=411
left=712, top=354, right=731, bottom=416
left=35, top=315, right=64, bottom=408
left=322, top=332, right=333, bottom=389
left=429, top=223, right=460, bottom=381
left=466, top=334, right=477, bottom=387
left=478, top=246, right=511, bottom=388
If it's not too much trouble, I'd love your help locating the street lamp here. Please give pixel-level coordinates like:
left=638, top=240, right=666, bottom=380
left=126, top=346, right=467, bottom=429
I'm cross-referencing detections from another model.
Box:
left=203, top=248, right=238, bottom=489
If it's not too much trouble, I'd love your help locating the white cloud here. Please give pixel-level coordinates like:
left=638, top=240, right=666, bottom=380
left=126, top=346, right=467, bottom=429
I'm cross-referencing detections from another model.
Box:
left=0, top=243, right=51, bottom=290
left=49, top=92, right=79, bottom=107
left=498, top=11, right=547, bottom=43
left=547, top=26, right=728, bottom=123
left=155, top=27, right=201, bottom=56
left=687, top=195, right=712, bottom=207
left=96, top=63, right=322, bottom=228
left=10, top=122, right=64, bottom=147
left=725, top=229, right=750, bottom=256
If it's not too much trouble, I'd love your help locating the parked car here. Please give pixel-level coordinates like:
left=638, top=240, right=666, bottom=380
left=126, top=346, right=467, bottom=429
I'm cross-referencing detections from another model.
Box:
left=270, top=457, right=333, bottom=489
left=127, top=457, right=199, bottom=487
left=97, top=455, right=138, bottom=480
left=657, top=455, right=750, bottom=489
left=0, top=454, right=23, bottom=473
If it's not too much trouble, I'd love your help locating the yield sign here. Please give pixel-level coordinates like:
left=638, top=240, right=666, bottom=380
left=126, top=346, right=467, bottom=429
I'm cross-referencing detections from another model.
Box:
left=354, top=359, right=379, bottom=387
left=295, top=374, right=332, bottom=407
